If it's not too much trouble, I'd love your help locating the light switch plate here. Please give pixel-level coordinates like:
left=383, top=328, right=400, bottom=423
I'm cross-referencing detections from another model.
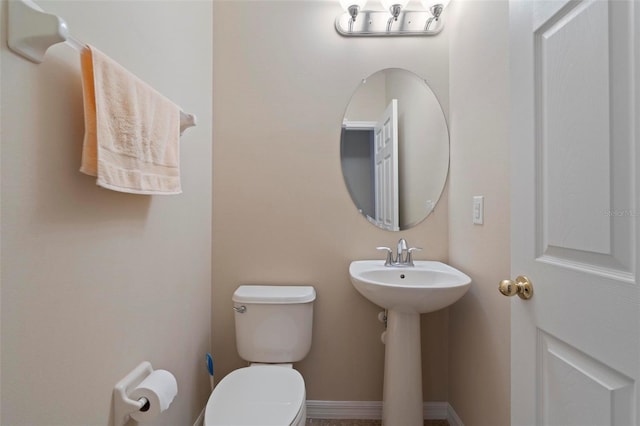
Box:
left=473, top=196, right=484, bottom=225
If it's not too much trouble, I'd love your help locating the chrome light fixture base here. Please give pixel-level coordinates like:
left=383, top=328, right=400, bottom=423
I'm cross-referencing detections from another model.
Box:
left=335, top=10, right=445, bottom=36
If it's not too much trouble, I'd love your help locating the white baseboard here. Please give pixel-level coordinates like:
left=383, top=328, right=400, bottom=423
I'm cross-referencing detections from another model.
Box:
left=306, top=400, right=460, bottom=423
left=446, top=403, right=464, bottom=426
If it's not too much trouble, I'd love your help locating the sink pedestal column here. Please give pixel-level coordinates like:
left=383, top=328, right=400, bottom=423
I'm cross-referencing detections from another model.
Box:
left=382, top=310, right=423, bottom=426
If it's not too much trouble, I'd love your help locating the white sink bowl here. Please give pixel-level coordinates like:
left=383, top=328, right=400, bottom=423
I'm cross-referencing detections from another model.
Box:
left=349, top=260, right=472, bottom=313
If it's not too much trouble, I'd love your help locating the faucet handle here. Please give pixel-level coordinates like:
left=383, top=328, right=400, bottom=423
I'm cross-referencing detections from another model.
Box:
left=406, top=247, right=423, bottom=266
left=376, top=247, right=394, bottom=266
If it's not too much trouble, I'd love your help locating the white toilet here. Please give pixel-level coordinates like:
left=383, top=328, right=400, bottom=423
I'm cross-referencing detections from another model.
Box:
left=204, top=285, right=316, bottom=426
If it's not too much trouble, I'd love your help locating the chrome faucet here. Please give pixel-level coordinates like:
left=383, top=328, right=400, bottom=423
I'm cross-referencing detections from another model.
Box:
left=377, top=238, right=422, bottom=267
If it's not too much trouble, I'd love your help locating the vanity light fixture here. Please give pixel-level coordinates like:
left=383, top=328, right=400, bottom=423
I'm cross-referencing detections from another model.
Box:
left=335, top=0, right=451, bottom=36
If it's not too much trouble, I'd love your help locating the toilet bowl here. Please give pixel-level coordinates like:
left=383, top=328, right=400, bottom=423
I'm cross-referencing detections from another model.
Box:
left=204, top=365, right=306, bottom=426
left=204, top=285, right=315, bottom=426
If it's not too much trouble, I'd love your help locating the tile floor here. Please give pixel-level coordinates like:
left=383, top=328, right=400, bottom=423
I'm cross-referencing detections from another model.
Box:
left=306, top=419, right=449, bottom=426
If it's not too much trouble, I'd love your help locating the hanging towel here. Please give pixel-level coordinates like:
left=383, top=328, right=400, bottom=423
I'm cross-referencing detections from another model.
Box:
left=80, top=45, right=182, bottom=195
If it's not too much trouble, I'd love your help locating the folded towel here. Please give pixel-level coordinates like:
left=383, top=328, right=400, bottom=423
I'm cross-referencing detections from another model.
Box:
left=80, top=45, right=182, bottom=194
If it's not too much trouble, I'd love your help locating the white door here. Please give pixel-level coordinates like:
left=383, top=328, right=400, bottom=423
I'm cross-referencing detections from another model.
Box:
left=509, top=0, right=639, bottom=425
left=374, top=99, right=399, bottom=231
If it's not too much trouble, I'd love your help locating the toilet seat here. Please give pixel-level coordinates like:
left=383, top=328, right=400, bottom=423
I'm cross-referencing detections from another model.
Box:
left=204, top=365, right=306, bottom=426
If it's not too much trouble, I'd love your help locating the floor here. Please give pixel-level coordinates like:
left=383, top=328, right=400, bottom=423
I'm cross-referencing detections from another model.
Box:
left=306, top=420, right=449, bottom=426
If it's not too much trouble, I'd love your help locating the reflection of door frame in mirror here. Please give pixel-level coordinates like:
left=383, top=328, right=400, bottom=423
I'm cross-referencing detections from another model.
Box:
left=342, top=120, right=377, bottom=224
left=343, top=104, right=400, bottom=232
left=343, top=121, right=377, bottom=130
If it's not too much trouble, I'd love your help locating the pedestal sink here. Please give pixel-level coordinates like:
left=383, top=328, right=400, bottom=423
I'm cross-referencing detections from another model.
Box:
left=349, top=260, right=471, bottom=426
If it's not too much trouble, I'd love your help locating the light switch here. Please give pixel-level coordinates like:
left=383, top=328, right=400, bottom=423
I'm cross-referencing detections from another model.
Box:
left=473, top=196, right=484, bottom=225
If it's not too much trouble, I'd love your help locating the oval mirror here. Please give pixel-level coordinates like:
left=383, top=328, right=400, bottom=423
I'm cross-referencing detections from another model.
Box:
left=340, top=68, right=449, bottom=231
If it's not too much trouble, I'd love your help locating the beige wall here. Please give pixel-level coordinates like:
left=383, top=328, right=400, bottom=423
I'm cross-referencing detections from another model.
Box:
left=0, top=1, right=212, bottom=425
left=212, top=0, right=450, bottom=401
left=448, top=0, right=511, bottom=425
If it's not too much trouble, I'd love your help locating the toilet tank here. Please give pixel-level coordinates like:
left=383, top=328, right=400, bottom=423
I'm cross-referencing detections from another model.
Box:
left=233, top=285, right=316, bottom=363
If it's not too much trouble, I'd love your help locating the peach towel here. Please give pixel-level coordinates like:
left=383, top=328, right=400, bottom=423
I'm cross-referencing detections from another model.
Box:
left=80, top=45, right=182, bottom=194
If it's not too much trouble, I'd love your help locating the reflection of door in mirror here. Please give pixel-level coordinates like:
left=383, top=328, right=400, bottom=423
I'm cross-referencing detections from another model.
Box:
left=341, top=99, right=399, bottom=230
left=374, top=99, right=399, bottom=231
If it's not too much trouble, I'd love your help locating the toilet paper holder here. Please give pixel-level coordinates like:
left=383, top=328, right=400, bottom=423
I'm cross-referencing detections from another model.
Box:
left=113, top=361, right=154, bottom=426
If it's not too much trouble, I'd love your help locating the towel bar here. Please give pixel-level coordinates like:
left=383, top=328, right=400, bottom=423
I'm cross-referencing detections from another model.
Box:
left=7, top=0, right=197, bottom=132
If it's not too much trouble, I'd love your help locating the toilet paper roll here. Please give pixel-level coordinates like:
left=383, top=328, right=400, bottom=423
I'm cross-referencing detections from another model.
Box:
left=129, top=370, right=178, bottom=423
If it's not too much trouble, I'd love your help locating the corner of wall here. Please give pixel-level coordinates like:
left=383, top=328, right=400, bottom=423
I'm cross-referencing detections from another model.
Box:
left=447, top=0, right=511, bottom=424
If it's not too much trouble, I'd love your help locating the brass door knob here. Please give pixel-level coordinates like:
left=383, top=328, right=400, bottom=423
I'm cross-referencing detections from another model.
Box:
left=499, top=276, right=533, bottom=300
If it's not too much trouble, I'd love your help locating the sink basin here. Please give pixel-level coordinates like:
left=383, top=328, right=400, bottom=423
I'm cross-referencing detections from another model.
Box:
left=349, top=259, right=471, bottom=425
left=349, top=260, right=472, bottom=313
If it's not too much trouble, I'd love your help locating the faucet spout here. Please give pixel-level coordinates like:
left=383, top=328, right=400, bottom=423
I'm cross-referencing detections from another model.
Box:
left=396, top=238, right=408, bottom=264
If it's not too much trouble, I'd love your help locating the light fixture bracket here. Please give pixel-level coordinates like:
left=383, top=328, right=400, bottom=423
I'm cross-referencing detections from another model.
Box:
left=335, top=10, right=445, bottom=36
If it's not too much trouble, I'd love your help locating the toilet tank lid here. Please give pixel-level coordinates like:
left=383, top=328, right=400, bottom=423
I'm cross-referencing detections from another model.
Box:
left=233, top=285, right=316, bottom=304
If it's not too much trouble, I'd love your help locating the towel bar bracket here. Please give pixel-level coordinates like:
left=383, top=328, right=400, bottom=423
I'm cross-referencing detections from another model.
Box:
left=7, top=0, right=70, bottom=64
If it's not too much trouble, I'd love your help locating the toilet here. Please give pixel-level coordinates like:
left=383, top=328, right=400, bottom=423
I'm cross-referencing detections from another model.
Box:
left=204, top=285, right=316, bottom=426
